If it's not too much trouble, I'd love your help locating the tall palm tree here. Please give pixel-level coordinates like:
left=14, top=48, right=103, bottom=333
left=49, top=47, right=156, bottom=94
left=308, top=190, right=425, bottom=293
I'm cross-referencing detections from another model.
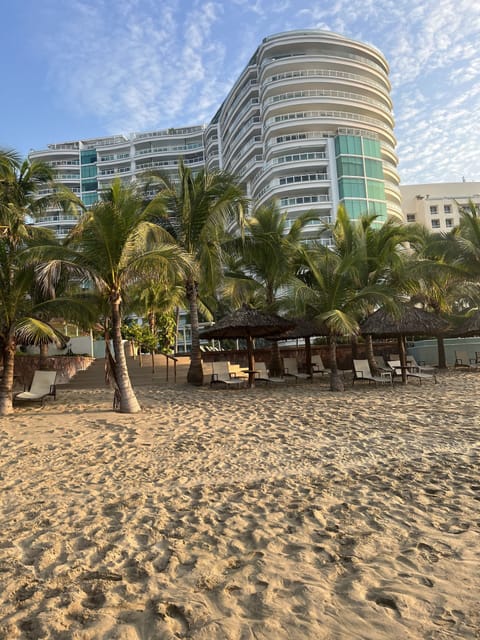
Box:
left=222, top=201, right=318, bottom=373
left=0, top=149, right=80, bottom=415
left=293, top=207, right=405, bottom=390
left=147, top=160, right=247, bottom=385
left=338, top=211, right=421, bottom=371
left=406, top=226, right=477, bottom=369
left=39, top=179, right=192, bottom=412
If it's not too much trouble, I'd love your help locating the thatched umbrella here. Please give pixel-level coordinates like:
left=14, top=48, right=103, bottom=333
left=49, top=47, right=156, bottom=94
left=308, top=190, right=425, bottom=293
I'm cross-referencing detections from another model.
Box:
left=200, top=304, right=294, bottom=386
left=270, top=317, right=328, bottom=376
left=360, top=306, right=450, bottom=383
left=454, top=310, right=480, bottom=337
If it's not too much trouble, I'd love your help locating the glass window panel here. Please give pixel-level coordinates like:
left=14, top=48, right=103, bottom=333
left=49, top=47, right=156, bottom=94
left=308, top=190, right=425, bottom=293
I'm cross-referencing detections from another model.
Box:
left=365, top=159, right=384, bottom=179
left=82, top=180, right=98, bottom=192
left=81, top=165, right=97, bottom=179
left=366, top=179, right=385, bottom=199
left=362, top=138, right=381, bottom=158
left=336, top=156, right=364, bottom=177
left=339, top=178, right=366, bottom=199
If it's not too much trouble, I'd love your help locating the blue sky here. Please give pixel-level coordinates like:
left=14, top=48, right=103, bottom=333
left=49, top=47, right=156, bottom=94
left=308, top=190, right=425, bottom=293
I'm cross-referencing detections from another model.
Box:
left=1, top=0, right=479, bottom=185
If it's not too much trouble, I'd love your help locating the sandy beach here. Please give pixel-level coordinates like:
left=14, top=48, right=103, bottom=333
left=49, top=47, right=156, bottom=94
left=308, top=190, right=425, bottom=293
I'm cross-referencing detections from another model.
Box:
left=0, top=370, right=479, bottom=639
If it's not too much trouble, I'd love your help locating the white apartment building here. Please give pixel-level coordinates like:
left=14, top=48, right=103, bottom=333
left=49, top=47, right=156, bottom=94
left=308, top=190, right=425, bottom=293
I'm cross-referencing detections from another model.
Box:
left=400, top=182, right=480, bottom=233
left=29, top=30, right=400, bottom=239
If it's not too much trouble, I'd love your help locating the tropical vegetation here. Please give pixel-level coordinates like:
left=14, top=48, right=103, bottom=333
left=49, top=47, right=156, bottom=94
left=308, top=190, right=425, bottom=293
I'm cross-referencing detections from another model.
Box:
left=3, top=143, right=480, bottom=411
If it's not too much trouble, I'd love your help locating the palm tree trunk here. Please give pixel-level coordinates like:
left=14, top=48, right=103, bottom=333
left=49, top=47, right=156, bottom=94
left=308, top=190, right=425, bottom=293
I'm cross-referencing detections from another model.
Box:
left=398, top=336, right=407, bottom=384
left=365, top=334, right=377, bottom=373
left=186, top=279, right=203, bottom=385
left=174, top=306, right=180, bottom=353
left=351, top=334, right=359, bottom=360
left=111, top=294, right=141, bottom=413
left=269, top=340, right=283, bottom=377
left=328, top=335, right=344, bottom=392
left=0, top=336, right=16, bottom=415
left=437, top=336, right=447, bottom=369
left=39, top=343, right=49, bottom=370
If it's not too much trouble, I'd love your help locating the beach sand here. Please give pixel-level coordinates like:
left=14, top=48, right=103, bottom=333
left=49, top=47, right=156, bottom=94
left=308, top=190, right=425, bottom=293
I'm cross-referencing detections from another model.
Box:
left=0, top=370, right=479, bottom=639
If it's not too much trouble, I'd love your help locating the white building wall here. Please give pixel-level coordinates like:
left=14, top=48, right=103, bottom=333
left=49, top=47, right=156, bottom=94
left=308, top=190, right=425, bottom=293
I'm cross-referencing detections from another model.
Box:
left=400, top=182, right=480, bottom=232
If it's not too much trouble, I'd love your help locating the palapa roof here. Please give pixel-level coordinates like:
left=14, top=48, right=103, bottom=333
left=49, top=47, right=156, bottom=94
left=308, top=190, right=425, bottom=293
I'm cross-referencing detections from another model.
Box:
left=199, top=304, right=294, bottom=339
left=360, top=306, right=450, bottom=337
left=269, top=317, right=328, bottom=340
left=454, top=310, right=480, bottom=337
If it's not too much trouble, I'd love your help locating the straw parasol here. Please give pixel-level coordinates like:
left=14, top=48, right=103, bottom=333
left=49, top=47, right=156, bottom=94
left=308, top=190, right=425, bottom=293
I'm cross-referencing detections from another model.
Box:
left=269, top=317, right=328, bottom=376
left=454, top=310, right=480, bottom=337
left=360, top=306, right=449, bottom=382
left=200, top=304, right=294, bottom=386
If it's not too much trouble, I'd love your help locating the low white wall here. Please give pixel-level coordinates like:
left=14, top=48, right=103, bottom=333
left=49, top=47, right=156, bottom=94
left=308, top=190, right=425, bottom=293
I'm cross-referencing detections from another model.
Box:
left=409, top=337, right=480, bottom=366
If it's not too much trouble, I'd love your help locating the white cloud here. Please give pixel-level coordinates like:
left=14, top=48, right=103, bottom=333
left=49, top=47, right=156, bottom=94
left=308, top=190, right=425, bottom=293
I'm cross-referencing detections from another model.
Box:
left=32, top=0, right=480, bottom=182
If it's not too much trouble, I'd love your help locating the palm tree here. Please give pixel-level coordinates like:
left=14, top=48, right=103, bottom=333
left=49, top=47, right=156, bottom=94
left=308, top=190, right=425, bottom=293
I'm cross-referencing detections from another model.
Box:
left=339, top=212, right=421, bottom=371
left=39, top=179, right=192, bottom=412
left=222, top=201, right=318, bottom=373
left=147, top=160, right=247, bottom=385
left=0, top=149, right=80, bottom=415
left=406, top=226, right=477, bottom=369
left=293, top=207, right=406, bottom=391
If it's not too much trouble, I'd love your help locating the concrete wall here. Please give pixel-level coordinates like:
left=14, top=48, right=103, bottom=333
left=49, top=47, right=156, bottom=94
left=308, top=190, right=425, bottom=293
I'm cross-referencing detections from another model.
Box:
left=408, top=337, right=480, bottom=366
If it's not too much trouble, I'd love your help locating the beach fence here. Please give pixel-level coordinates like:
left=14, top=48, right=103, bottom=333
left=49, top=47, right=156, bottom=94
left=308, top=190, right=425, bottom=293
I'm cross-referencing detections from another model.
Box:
left=409, top=337, right=480, bottom=366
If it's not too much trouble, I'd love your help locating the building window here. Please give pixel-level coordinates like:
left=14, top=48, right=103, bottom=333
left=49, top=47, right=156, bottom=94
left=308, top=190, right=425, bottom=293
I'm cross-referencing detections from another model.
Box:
left=430, top=205, right=438, bottom=214
left=338, top=178, right=366, bottom=199
left=406, top=214, right=416, bottom=223
left=445, top=218, right=454, bottom=228
left=444, top=204, right=451, bottom=214
left=431, top=219, right=440, bottom=229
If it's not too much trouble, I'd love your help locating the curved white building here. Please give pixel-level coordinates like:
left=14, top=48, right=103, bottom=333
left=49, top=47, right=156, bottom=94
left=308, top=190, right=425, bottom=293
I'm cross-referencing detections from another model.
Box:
left=30, top=30, right=400, bottom=239
left=207, top=30, right=401, bottom=236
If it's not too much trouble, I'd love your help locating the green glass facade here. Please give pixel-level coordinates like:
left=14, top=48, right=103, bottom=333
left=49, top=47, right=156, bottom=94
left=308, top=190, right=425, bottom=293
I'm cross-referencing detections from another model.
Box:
left=335, top=135, right=387, bottom=222
left=80, top=149, right=98, bottom=206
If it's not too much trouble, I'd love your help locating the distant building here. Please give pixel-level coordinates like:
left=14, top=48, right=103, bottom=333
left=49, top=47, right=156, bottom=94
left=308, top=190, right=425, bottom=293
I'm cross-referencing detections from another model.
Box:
left=400, top=183, right=480, bottom=232
left=29, top=29, right=400, bottom=240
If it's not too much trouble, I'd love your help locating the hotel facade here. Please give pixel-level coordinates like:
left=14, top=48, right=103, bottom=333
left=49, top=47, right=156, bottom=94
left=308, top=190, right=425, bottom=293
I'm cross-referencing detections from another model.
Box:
left=29, top=30, right=401, bottom=239
left=400, top=182, right=480, bottom=233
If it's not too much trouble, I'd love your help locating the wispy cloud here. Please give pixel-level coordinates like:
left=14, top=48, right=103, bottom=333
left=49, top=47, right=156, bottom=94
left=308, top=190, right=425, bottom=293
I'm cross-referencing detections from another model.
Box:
left=31, top=0, right=480, bottom=182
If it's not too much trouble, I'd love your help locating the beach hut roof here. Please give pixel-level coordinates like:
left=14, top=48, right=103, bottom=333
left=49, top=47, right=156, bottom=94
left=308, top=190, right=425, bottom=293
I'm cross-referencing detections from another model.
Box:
left=360, top=306, right=450, bottom=337
left=454, top=310, right=480, bottom=337
left=269, top=317, right=328, bottom=340
left=199, top=304, right=294, bottom=340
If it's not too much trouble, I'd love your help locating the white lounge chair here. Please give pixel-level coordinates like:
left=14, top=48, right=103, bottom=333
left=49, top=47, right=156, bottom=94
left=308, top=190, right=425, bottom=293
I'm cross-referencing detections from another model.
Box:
left=373, top=355, right=391, bottom=374
left=454, top=351, right=480, bottom=369
left=353, top=359, right=392, bottom=385
left=282, top=357, right=311, bottom=382
left=210, top=361, right=246, bottom=388
left=311, top=354, right=330, bottom=377
left=388, top=360, right=437, bottom=384
left=254, top=362, right=286, bottom=384
left=407, top=355, right=437, bottom=374
left=228, top=363, right=249, bottom=380
left=14, top=370, right=57, bottom=406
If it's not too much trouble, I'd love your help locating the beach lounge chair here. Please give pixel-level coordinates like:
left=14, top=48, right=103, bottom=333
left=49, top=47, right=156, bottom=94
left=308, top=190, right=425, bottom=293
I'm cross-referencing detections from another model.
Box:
left=454, top=351, right=480, bottom=369
left=14, top=370, right=57, bottom=406
left=373, top=355, right=393, bottom=374
left=388, top=360, right=437, bottom=384
left=210, top=361, right=246, bottom=388
left=311, top=354, right=330, bottom=377
left=254, top=362, right=286, bottom=384
left=407, top=355, right=436, bottom=374
left=282, top=357, right=311, bottom=382
left=353, top=359, right=392, bottom=385
left=228, top=363, right=249, bottom=380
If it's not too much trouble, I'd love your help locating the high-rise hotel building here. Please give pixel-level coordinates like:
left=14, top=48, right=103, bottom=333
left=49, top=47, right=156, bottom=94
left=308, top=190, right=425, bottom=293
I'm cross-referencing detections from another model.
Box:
left=29, top=30, right=401, bottom=239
